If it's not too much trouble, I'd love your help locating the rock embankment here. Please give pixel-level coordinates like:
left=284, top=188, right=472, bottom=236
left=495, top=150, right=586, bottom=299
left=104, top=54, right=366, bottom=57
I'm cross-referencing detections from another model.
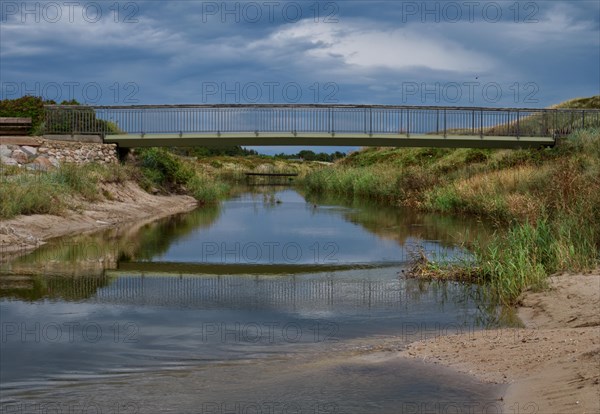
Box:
left=0, top=138, right=117, bottom=170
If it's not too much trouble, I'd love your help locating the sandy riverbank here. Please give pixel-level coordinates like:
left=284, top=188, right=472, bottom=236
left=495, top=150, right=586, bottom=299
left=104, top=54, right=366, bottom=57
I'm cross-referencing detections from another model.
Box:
left=400, top=271, right=600, bottom=414
left=0, top=181, right=198, bottom=259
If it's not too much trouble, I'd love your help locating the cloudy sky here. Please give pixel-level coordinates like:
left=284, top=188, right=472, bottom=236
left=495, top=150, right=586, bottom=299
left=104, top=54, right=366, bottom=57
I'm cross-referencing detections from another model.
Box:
left=2, top=0, right=598, bottom=105
left=1, top=1, right=598, bottom=152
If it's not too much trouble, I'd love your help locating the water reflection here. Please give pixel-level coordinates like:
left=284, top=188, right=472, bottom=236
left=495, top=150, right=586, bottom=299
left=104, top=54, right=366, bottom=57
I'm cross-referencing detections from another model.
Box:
left=0, top=202, right=512, bottom=331
left=1, top=188, right=489, bottom=277
left=0, top=188, right=509, bottom=324
left=0, top=273, right=111, bottom=302
left=0, top=189, right=495, bottom=305
left=303, top=189, right=495, bottom=250
left=1, top=188, right=513, bottom=410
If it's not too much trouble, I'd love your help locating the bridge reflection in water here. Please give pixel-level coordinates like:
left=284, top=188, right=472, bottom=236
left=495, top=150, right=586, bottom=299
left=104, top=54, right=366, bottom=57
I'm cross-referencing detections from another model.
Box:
left=1, top=264, right=473, bottom=315
left=99, top=269, right=413, bottom=311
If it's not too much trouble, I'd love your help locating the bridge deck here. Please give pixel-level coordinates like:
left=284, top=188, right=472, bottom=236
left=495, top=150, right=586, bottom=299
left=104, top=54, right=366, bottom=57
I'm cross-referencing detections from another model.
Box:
left=45, top=104, right=599, bottom=149
left=105, top=132, right=555, bottom=149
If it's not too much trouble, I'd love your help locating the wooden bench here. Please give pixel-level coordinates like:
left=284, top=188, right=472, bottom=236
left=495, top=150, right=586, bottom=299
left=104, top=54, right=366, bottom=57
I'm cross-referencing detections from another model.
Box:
left=0, top=117, right=32, bottom=136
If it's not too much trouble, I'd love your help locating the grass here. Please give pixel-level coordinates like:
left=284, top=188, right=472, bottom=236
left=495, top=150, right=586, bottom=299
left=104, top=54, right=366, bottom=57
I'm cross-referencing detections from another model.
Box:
left=0, top=149, right=233, bottom=218
left=0, top=163, right=130, bottom=218
left=474, top=211, right=598, bottom=304
left=301, top=125, right=600, bottom=304
left=187, top=174, right=230, bottom=204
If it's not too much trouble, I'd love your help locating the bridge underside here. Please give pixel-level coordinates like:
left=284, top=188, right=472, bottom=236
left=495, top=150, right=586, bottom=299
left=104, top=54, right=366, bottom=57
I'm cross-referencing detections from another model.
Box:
left=106, top=132, right=555, bottom=149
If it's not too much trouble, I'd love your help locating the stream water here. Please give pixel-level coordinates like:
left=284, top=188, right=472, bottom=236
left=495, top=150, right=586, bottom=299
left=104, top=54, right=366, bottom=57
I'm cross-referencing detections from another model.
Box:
left=0, top=188, right=512, bottom=413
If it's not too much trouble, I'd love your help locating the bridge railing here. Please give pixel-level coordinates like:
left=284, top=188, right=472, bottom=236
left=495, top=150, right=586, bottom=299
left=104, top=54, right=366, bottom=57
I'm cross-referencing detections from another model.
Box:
left=43, top=104, right=600, bottom=138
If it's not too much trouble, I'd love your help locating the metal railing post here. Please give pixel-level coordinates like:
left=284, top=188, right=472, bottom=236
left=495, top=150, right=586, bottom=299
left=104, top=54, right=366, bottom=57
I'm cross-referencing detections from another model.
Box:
left=140, top=110, right=144, bottom=137
left=479, top=110, right=483, bottom=138
left=330, top=107, right=334, bottom=135
left=570, top=110, right=574, bottom=133
left=443, top=109, right=447, bottom=138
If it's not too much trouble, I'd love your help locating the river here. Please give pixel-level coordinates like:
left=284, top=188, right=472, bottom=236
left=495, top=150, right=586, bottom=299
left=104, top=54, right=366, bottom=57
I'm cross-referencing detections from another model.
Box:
left=0, top=188, right=513, bottom=413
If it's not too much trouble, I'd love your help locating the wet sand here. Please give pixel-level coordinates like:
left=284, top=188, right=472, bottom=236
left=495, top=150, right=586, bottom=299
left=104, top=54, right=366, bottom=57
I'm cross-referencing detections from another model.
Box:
left=400, top=271, right=600, bottom=414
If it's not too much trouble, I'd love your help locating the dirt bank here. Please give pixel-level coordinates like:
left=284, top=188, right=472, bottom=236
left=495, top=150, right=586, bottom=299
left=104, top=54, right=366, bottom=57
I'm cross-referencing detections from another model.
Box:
left=0, top=181, right=198, bottom=260
left=400, top=271, right=600, bottom=414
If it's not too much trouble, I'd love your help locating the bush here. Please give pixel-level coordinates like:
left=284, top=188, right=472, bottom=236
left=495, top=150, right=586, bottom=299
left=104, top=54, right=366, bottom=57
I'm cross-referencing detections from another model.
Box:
left=138, top=148, right=193, bottom=188
left=135, top=148, right=230, bottom=202
left=0, top=96, right=46, bottom=134
left=464, top=149, right=490, bottom=163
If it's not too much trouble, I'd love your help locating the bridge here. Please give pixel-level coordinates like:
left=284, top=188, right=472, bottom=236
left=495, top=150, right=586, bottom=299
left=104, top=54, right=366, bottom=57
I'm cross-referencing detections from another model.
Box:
left=44, top=104, right=600, bottom=149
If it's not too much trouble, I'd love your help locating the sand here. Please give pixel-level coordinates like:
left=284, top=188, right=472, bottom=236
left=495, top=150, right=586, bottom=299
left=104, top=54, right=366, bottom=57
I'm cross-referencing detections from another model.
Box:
left=0, top=181, right=198, bottom=260
left=400, top=271, right=600, bottom=414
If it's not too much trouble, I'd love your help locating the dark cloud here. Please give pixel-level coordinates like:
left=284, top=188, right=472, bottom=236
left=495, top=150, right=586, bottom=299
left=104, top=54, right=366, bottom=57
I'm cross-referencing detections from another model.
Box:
left=0, top=0, right=597, bottom=152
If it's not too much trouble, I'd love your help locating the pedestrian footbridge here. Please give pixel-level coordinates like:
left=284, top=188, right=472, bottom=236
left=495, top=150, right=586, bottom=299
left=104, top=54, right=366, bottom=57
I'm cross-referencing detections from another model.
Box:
left=44, top=104, right=600, bottom=149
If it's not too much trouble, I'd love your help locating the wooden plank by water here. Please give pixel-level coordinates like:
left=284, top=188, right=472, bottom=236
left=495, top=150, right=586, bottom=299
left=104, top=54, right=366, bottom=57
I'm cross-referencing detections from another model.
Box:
left=244, top=173, right=298, bottom=177
left=244, top=172, right=299, bottom=185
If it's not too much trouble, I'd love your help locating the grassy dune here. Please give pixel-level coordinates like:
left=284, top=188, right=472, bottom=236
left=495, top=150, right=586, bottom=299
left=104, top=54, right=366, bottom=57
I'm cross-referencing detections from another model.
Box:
left=0, top=149, right=231, bottom=219
left=0, top=163, right=133, bottom=218
left=303, top=97, right=600, bottom=304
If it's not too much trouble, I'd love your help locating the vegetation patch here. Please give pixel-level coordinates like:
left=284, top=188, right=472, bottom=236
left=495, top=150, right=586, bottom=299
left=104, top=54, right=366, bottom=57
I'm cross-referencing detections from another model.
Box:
left=0, top=96, right=46, bottom=134
left=133, top=147, right=230, bottom=204
left=0, top=163, right=132, bottom=218
left=301, top=100, right=600, bottom=304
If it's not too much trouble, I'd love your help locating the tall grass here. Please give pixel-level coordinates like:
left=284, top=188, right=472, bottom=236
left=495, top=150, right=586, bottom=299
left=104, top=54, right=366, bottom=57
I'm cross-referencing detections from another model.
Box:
left=0, top=148, right=234, bottom=219
left=0, top=173, right=66, bottom=217
left=477, top=213, right=598, bottom=304
left=187, top=174, right=230, bottom=204
left=302, top=127, right=600, bottom=304
left=0, top=163, right=131, bottom=218
left=303, top=164, right=438, bottom=205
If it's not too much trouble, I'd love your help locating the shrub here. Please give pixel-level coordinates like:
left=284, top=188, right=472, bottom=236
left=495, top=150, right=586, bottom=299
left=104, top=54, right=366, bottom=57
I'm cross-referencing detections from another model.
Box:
left=0, top=96, right=46, bottom=133
left=138, top=148, right=193, bottom=188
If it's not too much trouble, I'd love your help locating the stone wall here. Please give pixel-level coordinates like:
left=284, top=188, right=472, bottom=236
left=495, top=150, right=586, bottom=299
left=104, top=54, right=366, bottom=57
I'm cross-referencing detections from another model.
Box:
left=0, top=139, right=118, bottom=171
